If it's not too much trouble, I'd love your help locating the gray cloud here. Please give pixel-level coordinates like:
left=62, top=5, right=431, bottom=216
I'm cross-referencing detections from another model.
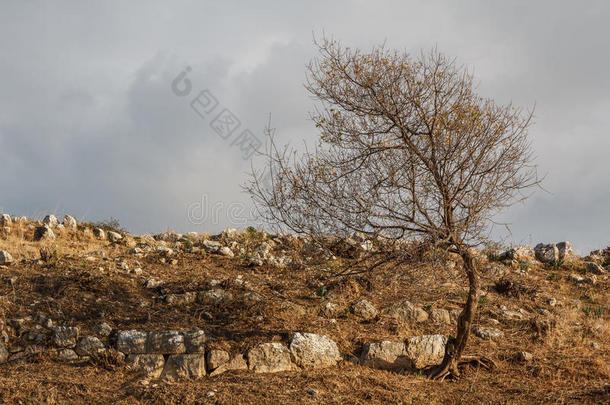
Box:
left=1, top=0, right=609, bottom=253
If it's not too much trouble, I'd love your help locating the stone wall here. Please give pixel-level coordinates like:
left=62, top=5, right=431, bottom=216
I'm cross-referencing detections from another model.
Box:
left=0, top=318, right=448, bottom=381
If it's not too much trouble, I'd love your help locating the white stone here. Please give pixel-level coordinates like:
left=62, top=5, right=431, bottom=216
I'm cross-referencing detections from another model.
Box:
left=0, top=251, right=13, bottom=265
left=534, top=243, right=559, bottom=264
left=94, top=322, right=113, bottom=337
left=218, top=246, right=234, bottom=257
left=247, top=342, right=296, bottom=373
left=202, top=240, right=222, bottom=253
left=52, top=326, right=79, bottom=348
left=360, top=341, right=410, bottom=371
left=34, top=225, right=55, bottom=241
left=127, top=354, right=165, bottom=378
left=585, top=262, right=605, bottom=275
left=429, top=309, right=451, bottom=324
left=386, top=300, right=429, bottom=323
left=76, top=336, right=105, bottom=356
left=116, top=330, right=148, bottom=354
left=161, top=353, right=206, bottom=380
left=146, top=331, right=185, bottom=354
left=58, top=348, right=79, bottom=361
left=63, top=215, right=78, bottom=230
left=320, top=302, right=342, bottom=318
left=353, top=299, right=378, bottom=320
left=404, top=335, right=447, bottom=369
left=556, top=241, right=573, bottom=260
left=209, top=354, right=248, bottom=376
left=42, top=214, right=58, bottom=227
left=473, top=326, right=504, bottom=340
left=93, top=228, right=105, bottom=239
left=107, top=231, right=123, bottom=242
left=206, top=349, right=230, bottom=370
left=0, top=214, right=11, bottom=227
left=289, top=332, right=342, bottom=369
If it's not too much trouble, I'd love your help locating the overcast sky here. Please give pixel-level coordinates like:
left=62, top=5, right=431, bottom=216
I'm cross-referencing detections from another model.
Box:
left=1, top=1, right=609, bottom=253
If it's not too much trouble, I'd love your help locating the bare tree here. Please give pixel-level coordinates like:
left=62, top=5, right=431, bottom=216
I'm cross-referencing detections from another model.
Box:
left=247, top=36, right=538, bottom=380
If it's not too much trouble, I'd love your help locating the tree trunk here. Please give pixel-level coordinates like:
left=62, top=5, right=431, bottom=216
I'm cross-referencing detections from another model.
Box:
left=429, top=249, right=479, bottom=380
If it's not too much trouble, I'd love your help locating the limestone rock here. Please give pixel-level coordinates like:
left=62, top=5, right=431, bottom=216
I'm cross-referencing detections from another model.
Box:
left=52, top=326, right=79, bottom=348
left=0, top=251, right=13, bottom=265
left=107, top=231, right=122, bottom=242
left=93, top=228, right=105, bottom=239
left=556, top=241, right=573, bottom=260
left=473, top=326, right=504, bottom=340
left=63, top=215, right=77, bottom=230
left=289, top=332, right=342, bottom=369
left=156, top=246, right=174, bottom=256
left=42, top=214, right=59, bottom=227
left=221, top=228, right=241, bottom=240
left=183, top=330, right=206, bottom=353
left=499, top=309, right=524, bottom=320
left=405, top=335, right=447, bottom=369
left=202, top=240, right=222, bottom=253
left=210, top=353, right=248, bottom=376
left=146, top=331, right=186, bottom=354
left=353, top=299, right=378, bottom=320
left=535, top=243, right=559, bottom=264
left=247, top=342, right=296, bottom=373
left=206, top=349, right=230, bottom=370
left=58, top=348, right=79, bottom=361
left=429, top=309, right=451, bottom=324
left=0, top=214, right=11, bottom=227
left=94, top=322, right=113, bottom=338
left=449, top=309, right=462, bottom=324
left=129, top=247, right=143, bottom=255
left=116, top=330, right=148, bottom=354
left=198, top=289, right=232, bottom=304
left=34, top=225, right=55, bottom=241
left=218, top=246, right=234, bottom=257
left=320, top=302, right=342, bottom=318
left=585, top=262, right=606, bottom=275
left=76, top=336, right=105, bottom=356
left=502, top=246, right=534, bottom=262
left=126, top=354, right=165, bottom=378
left=360, top=341, right=410, bottom=371
left=161, top=353, right=206, bottom=380
left=386, top=300, right=429, bottom=323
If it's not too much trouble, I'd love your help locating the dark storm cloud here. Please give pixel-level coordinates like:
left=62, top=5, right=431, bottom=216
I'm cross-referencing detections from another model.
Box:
left=0, top=0, right=608, bottom=252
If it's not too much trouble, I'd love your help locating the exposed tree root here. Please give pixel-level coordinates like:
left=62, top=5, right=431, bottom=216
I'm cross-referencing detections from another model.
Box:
left=458, top=355, right=498, bottom=370
left=427, top=355, right=497, bottom=381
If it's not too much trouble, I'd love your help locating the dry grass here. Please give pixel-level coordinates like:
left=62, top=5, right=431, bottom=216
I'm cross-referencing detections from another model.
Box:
left=0, top=220, right=608, bottom=404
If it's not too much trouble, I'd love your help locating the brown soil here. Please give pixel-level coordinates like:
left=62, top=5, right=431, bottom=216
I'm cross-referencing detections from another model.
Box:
left=0, top=222, right=608, bottom=404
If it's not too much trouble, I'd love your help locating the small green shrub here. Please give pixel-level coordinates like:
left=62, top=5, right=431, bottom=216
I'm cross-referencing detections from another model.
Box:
left=82, top=217, right=126, bottom=234
left=544, top=259, right=563, bottom=270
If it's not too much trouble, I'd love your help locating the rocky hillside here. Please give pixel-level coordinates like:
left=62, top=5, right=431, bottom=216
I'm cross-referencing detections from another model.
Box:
left=0, top=213, right=608, bottom=404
